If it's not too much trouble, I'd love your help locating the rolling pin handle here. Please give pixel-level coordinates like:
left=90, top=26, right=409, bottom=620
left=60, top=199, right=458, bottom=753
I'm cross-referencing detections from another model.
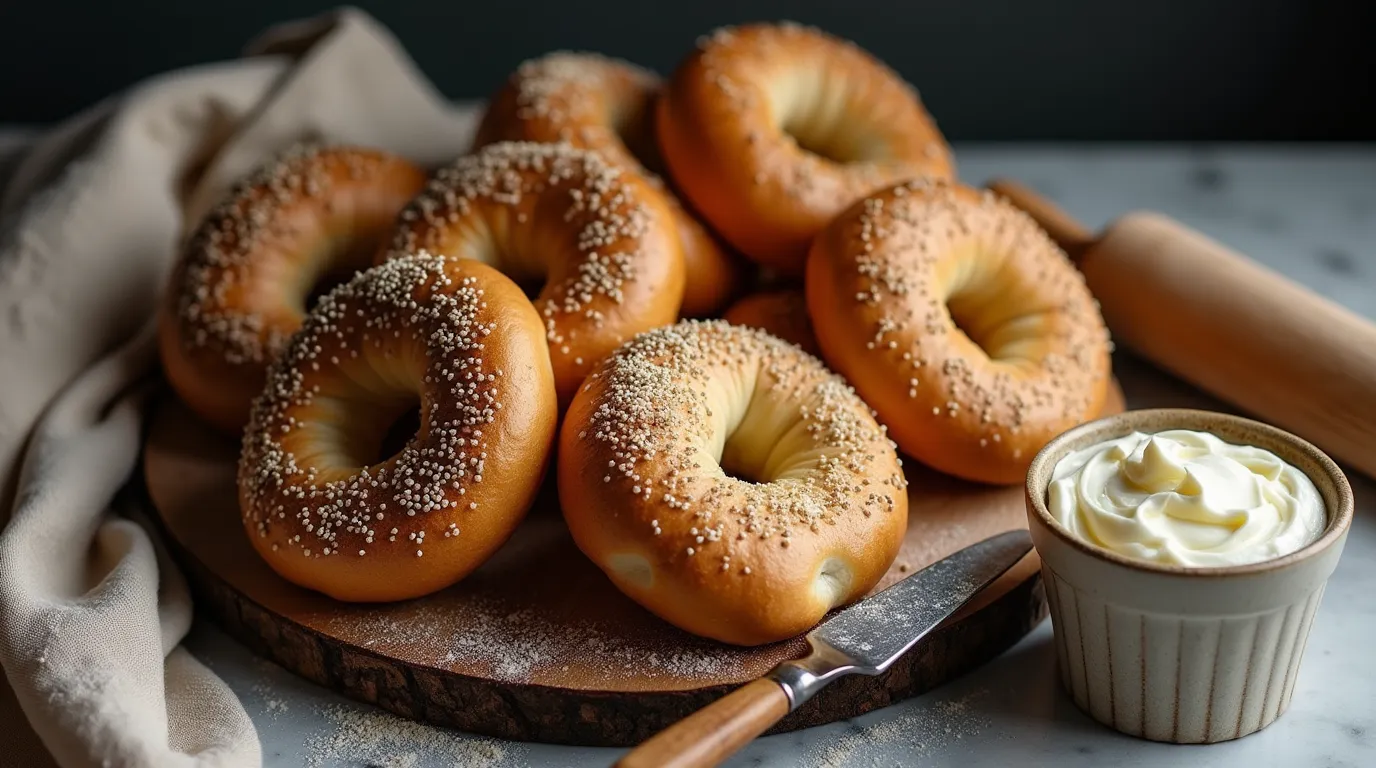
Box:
left=986, top=178, right=1097, bottom=260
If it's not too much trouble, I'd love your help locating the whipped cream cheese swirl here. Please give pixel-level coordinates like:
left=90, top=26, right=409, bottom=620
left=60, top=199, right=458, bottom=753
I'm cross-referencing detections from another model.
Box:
left=1048, top=429, right=1325, bottom=567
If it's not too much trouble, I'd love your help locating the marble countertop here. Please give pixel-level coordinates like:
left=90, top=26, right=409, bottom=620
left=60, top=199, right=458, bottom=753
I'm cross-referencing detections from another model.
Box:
left=183, top=145, right=1376, bottom=768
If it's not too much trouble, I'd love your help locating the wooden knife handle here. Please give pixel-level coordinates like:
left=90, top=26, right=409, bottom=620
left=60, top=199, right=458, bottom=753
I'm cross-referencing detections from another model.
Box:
left=989, top=179, right=1376, bottom=480
left=614, top=678, right=791, bottom=768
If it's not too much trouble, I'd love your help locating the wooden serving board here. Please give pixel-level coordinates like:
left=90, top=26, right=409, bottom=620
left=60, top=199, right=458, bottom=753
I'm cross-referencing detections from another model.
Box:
left=143, top=384, right=1123, bottom=746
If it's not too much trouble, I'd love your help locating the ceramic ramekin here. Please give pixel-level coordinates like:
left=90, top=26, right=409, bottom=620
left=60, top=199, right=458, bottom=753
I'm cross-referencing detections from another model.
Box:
left=1025, top=408, right=1353, bottom=744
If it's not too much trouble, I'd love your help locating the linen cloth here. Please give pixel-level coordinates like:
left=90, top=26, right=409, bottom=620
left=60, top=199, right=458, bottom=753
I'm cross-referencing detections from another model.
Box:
left=0, top=10, right=481, bottom=765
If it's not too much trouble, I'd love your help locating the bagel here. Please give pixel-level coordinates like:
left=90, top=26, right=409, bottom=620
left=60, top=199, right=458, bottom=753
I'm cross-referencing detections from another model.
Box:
left=238, top=254, right=558, bottom=602
left=558, top=320, right=908, bottom=645
left=806, top=179, right=1112, bottom=485
left=658, top=23, right=954, bottom=274
left=474, top=52, right=742, bottom=317
left=385, top=141, right=686, bottom=402
left=722, top=289, right=819, bottom=355
left=159, top=145, right=427, bottom=433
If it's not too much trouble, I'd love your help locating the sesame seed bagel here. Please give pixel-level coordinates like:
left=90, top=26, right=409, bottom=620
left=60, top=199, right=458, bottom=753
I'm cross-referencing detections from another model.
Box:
left=159, top=145, right=427, bottom=434
left=722, top=288, right=819, bottom=355
left=385, top=141, right=686, bottom=403
left=558, top=320, right=908, bottom=646
left=239, top=255, right=558, bottom=602
left=657, top=23, right=954, bottom=275
left=473, top=52, right=742, bottom=317
left=806, top=179, right=1113, bottom=485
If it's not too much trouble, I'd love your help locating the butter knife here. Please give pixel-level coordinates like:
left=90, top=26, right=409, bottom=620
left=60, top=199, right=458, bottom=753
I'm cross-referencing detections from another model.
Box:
left=614, top=529, right=1034, bottom=768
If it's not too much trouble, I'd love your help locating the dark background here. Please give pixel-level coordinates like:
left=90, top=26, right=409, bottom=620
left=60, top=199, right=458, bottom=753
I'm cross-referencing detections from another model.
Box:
left=1, top=0, right=1372, bottom=140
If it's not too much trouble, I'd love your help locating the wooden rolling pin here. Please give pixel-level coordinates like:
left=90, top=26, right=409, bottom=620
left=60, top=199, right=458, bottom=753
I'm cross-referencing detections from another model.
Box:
left=988, top=179, right=1376, bottom=479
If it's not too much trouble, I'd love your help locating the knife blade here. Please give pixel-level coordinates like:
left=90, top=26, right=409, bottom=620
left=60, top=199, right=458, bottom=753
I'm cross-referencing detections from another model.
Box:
left=765, top=528, right=1034, bottom=709
left=614, top=529, right=1035, bottom=768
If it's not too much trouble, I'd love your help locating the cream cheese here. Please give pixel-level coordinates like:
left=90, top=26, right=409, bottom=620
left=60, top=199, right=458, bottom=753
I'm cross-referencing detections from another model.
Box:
left=1047, top=429, right=1325, bottom=567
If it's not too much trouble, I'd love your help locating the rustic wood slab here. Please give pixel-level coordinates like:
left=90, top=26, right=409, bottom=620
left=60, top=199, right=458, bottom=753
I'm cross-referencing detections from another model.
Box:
left=143, top=383, right=1123, bottom=746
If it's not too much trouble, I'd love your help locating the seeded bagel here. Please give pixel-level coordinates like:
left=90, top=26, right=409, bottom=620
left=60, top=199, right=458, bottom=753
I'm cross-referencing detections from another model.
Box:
left=558, top=320, right=908, bottom=645
left=658, top=23, right=954, bottom=274
left=159, top=145, right=427, bottom=433
left=806, top=179, right=1112, bottom=484
left=238, top=255, right=558, bottom=602
left=474, top=52, right=741, bottom=316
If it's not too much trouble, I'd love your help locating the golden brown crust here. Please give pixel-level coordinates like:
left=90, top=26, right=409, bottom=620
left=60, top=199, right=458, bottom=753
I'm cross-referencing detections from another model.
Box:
left=238, top=255, right=558, bottom=602
left=473, top=52, right=742, bottom=317
left=806, top=179, right=1112, bottom=485
left=722, top=289, right=819, bottom=355
left=385, top=141, right=686, bottom=403
left=474, top=51, right=662, bottom=175
left=159, top=145, right=428, bottom=433
left=558, top=320, right=907, bottom=645
left=658, top=23, right=954, bottom=275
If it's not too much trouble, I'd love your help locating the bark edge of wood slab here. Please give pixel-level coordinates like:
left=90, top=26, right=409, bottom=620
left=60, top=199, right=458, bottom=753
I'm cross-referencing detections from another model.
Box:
left=614, top=678, right=790, bottom=768
left=139, top=389, right=1117, bottom=745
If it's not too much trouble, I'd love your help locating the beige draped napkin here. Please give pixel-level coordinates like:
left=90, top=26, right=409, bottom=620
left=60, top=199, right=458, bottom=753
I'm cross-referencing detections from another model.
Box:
left=0, top=10, right=481, bottom=766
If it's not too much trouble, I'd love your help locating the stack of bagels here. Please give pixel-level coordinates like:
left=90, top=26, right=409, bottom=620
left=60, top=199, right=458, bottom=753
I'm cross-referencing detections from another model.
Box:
left=158, top=22, right=1111, bottom=646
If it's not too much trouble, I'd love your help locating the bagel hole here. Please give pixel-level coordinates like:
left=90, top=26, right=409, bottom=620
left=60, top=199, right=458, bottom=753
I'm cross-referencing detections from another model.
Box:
left=463, top=213, right=553, bottom=299
left=303, top=267, right=356, bottom=312
left=784, top=121, right=864, bottom=165
left=777, top=73, right=884, bottom=165
left=946, top=299, right=998, bottom=359
left=945, top=258, right=1045, bottom=364
left=300, top=229, right=395, bottom=313
left=512, top=275, right=547, bottom=301
left=719, top=445, right=769, bottom=485
left=375, top=402, right=422, bottom=464
left=334, top=396, right=423, bottom=468
left=719, top=461, right=756, bottom=485
left=715, top=372, right=812, bottom=485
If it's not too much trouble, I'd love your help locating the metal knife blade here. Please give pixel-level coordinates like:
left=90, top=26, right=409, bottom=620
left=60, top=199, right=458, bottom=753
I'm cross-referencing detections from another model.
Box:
left=764, top=529, right=1033, bottom=709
